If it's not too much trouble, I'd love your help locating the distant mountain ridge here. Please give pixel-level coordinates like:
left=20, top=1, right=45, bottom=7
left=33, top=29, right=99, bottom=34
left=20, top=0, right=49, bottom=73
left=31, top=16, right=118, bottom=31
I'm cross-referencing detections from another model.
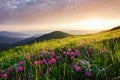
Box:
left=0, top=25, right=120, bottom=51
left=0, top=31, right=29, bottom=38
left=15, top=31, right=72, bottom=45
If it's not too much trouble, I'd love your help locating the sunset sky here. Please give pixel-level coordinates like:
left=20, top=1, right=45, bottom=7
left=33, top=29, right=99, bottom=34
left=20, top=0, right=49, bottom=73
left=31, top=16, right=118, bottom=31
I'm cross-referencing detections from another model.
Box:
left=0, top=0, right=120, bottom=31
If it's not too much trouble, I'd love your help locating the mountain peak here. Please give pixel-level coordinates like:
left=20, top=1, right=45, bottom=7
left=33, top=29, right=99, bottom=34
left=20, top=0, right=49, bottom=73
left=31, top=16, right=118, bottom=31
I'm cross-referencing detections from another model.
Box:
left=25, top=31, right=71, bottom=44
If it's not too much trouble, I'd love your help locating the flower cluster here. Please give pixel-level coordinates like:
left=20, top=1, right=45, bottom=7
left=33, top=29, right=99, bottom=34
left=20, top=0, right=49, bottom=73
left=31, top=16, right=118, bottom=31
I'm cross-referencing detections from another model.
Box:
left=0, top=46, right=94, bottom=80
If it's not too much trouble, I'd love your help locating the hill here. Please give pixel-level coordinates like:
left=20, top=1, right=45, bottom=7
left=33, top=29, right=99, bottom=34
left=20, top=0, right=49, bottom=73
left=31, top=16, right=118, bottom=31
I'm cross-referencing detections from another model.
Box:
left=25, top=31, right=72, bottom=44
left=109, top=26, right=120, bottom=31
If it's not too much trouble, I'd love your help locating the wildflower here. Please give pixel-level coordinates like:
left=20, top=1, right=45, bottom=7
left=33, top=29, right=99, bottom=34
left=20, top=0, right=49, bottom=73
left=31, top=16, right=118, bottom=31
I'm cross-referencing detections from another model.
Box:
left=85, top=71, right=92, bottom=77
left=63, top=51, right=66, bottom=55
left=43, top=59, right=47, bottom=64
left=70, top=56, right=74, bottom=60
left=88, top=47, right=93, bottom=54
left=66, top=51, right=70, bottom=55
left=70, top=52, right=74, bottom=56
left=75, top=66, right=82, bottom=72
left=50, top=55, right=54, bottom=59
left=1, top=73, right=8, bottom=79
left=68, top=48, right=72, bottom=52
left=75, top=62, right=81, bottom=67
left=40, top=53, right=45, bottom=58
left=49, top=58, right=56, bottom=64
left=8, top=67, right=13, bottom=72
left=34, top=61, right=39, bottom=66
left=19, top=61, right=24, bottom=66
left=49, top=51, right=55, bottom=56
left=74, top=50, right=80, bottom=57
left=17, top=66, right=24, bottom=72
left=56, top=56, right=61, bottom=61
left=40, top=60, right=43, bottom=64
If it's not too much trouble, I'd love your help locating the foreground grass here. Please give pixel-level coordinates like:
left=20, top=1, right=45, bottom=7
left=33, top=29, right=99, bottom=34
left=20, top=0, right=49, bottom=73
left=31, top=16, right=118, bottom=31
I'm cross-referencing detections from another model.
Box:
left=0, top=29, right=120, bottom=79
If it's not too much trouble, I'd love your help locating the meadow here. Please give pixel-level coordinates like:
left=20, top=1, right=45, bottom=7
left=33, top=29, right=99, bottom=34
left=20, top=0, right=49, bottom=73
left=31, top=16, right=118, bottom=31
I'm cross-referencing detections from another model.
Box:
left=0, top=29, right=120, bottom=80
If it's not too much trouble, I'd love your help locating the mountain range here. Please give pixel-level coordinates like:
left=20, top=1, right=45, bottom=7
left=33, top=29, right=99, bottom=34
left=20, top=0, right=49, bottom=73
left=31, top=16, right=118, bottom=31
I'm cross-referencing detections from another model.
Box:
left=0, top=31, right=71, bottom=51
left=0, top=26, right=119, bottom=51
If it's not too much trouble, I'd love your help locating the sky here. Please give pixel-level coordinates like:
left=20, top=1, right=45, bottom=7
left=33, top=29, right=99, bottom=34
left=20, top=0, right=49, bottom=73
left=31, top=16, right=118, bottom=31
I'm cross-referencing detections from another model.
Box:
left=0, top=0, right=120, bottom=31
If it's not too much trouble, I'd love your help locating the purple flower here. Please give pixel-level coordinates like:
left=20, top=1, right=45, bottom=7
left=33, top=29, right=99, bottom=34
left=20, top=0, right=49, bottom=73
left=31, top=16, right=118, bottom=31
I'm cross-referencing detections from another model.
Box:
left=43, top=59, right=47, bottom=64
left=88, top=47, right=93, bottom=54
left=1, top=73, right=8, bottom=79
left=49, top=58, right=56, bottom=64
left=56, top=56, right=61, bottom=61
left=75, top=66, right=82, bottom=72
left=19, top=61, right=24, bottom=66
left=40, top=60, right=43, bottom=64
left=70, top=52, right=74, bottom=56
left=85, top=71, right=92, bottom=77
left=50, top=55, right=54, bottom=59
left=40, top=53, right=45, bottom=58
left=74, top=50, right=80, bottom=57
left=75, top=62, right=81, bottom=67
left=49, top=51, right=55, bottom=56
left=34, top=61, right=39, bottom=66
left=8, top=67, right=13, bottom=72
left=70, top=56, right=74, bottom=60
left=17, top=66, right=24, bottom=72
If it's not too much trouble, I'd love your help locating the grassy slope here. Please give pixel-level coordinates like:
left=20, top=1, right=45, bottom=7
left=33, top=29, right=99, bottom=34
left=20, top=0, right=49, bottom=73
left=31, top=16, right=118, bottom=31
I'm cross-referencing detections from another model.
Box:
left=0, top=29, right=120, bottom=70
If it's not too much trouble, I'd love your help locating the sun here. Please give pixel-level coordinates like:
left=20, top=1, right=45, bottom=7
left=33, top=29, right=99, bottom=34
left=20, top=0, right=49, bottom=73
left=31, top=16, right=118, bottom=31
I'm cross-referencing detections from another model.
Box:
left=80, top=19, right=107, bottom=30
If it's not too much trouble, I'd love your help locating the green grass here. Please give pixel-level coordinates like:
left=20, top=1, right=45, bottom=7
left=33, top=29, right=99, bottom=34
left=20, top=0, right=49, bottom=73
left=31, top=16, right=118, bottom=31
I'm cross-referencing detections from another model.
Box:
left=0, top=29, right=120, bottom=80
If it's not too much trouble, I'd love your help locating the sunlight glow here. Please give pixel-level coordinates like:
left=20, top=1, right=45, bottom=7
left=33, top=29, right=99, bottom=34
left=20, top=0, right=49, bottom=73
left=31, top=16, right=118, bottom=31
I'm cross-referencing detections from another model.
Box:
left=67, top=18, right=120, bottom=30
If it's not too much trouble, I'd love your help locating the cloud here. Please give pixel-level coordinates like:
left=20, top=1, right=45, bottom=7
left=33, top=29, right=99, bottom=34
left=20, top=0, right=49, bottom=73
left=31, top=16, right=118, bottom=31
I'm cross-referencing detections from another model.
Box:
left=0, top=0, right=120, bottom=25
left=0, top=0, right=76, bottom=24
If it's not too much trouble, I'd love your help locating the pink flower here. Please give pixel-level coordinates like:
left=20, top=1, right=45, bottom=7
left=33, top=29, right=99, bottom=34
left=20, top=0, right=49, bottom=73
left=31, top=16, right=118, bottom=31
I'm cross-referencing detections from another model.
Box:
left=74, top=51, right=79, bottom=57
left=50, top=55, right=54, bottom=59
left=19, top=61, right=24, bottom=66
left=43, top=59, right=47, bottom=64
left=17, top=66, right=24, bottom=72
left=85, top=71, right=92, bottom=77
left=34, top=61, right=39, bottom=66
left=75, top=66, right=82, bottom=72
left=40, top=60, right=43, bottom=64
left=8, top=67, right=13, bottom=72
left=1, top=73, right=8, bottom=79
left=75, top=62, right=81, bottom=67
left=56, top=56, right=61, bottom=61
left=66, top=51, right=70, bottom=55
left=70, top=52, right=74, bottom=56
left=68, top=48, right=72, bottom=52
left=49, top=51, right=55, bottom=56
left=49, top=58, right=56, bottom=64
